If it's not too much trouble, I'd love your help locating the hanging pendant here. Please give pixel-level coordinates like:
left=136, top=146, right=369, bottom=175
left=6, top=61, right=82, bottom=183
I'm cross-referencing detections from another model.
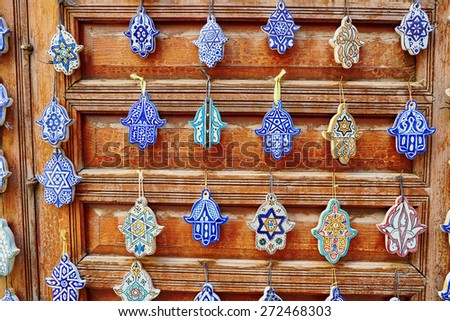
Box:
left=194, top=15, right=228, bottom=68
left=189, top=98, right=227, bottom=150
left=114, top=261, right=160, bottom=301
left=194, top=283, right=220, bottom=301
left=0, top=17, right=10, bottom=55
left=438, top=272, right=450, bottom=301
left=325, top=284, right=345, bottom=301
left=376, top=195, right=426, bottom=257
left=1, top=288, right=19, bottom=301
left=0, top=219, right=19, bottom=277
left=396, top=0, right=435, bottom=55
left=121, top=92, right=166, bottom=150
left=259, top=286, right=283, bottom=301
left=35, top=97, right=73, bottom=147
left=47, top=25, right=83, bottom=75
left=387, top=99, right=435, bottom=160
left=184, top=188, right=228, bottom=247
left=36, top=148, right=81, bottom=208
left=125, top=6, right=160, bottom=58
left=45, top=253, right=86, bottom=301
left=0, top=154, right=11, bottom=193
left=329, top=16, right=364, bottom=69
left=119, top=197, right=164, bottom=258
left=323, top=103, right=362, bottom=165
left=0, top=84, right=12, bottom=126
left=255, top=100, right=300, bottom=160
left=440, top=210, right=450, bottom=245
left=247, top=193, right=295, bottom=255
left=311, top=199, right=357, bottom=264
left=261, top=0, right=300, bottom=54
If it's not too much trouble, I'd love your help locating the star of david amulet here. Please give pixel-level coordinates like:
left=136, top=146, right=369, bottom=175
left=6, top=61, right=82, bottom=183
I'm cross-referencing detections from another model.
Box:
left=124, top=6, right=160, bottom=58
left=47, top=25, right=83, bottom=76
left=259, top=286, right=283, bottom=301
left=396, top=0, right=435, bottom=55
left=376, top=196, right=426, bottom=257
left=311, top=199, right=357, bottom=264
left=183, top=188, right=228, bottom=247
left=1, top=288, right=19, bottom=301
left=387, top=99, right=435, bottom=160
left=45, top=253, right=86, bottom=301
left=322, top=103, right=362, bottom=165
left=35, top=97, right=73, bottom=147
left=194, top=283, right=220, bottom=301
left=118, top=197, right=164, bottom=258
left=36, top=149, right=81, bottom=208
left=114, top=261, right=160, bottom=301
left=261, top=0, right=300, bottom=54
left=194, top=15, right=228, bottom=68
left=121, top=92, right=166, bottom=150
left=0, top=218, right=20, bottom=277
left=247, top=193, right=295, bottom=255
left=329, top=16, right=364, bottom=69
left=255, top=100, right=300, bottom=161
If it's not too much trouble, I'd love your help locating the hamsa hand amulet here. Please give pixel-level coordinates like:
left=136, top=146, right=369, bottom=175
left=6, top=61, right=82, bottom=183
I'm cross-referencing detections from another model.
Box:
left=114, top=261, right=160, bottom=301
left=247, top=193, right=295, bottom=255
left=440, top=210, right=450, bottom=245
left=0, top=83, right=13, bottom=126
left=0, top=17, right=11, bottom=55
left=325, top=284, right=345, bottom=301
left=194, top=283, right=221, bottom=301
left=0, top=153, right=11, bottom=193
left=329, top=16, right=364, bottom=69
left=439, top=272, right=450, bottom=301
left=47, top=25, right=83, bottom=76
left=0, top=218, right=20, bottom=277
left=259, top=286, right=283, bottom=301
left=194, top=15, right=228, bottom=68
left=125, top=5, right=160, bottom=58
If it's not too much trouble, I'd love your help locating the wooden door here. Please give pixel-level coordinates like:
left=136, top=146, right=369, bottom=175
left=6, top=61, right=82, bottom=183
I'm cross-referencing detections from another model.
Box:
left=20, top=0, right=450, bottom=301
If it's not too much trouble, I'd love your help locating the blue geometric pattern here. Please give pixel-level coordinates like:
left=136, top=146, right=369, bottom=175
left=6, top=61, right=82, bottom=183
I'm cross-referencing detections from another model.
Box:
left=118, top=197, right=164, bottom=258
left=114, top=261, right=160, bottom=301
left=255, top=100, right=300, bottom=160
left=0, top=84, right=13, bottom=126
left=438, top=272, right=450, bottom=301
left=1, top=289, right=19, bottom=301
left=45, top=254, right=86, bottom=301
left=194, top=283, right=221, bottom=301
left=121, top=92, right=166, bottom=150
left=194, top=15, right=228, bottom=68
left=184, top=188, right=228, bottom=247
left=247, top=193, right=295, bottom=255
left=189, top=98, right=227, bottom=150
left=259, top=286, right=283, bottom=301
left=387, top=99, right=435, bottom=160
left=47, top=25, right=83, bottom=75
left=35, top=97, right=73, bottom=147
left=0, top=218, right=19, bottom=277
left=0, top=154, right=11, bottom=193
left=124, top=6, right=160, bottom=59
left=325, top=285, right=345, bottom=301
left=0, top=17, right=10, bottom=55
left=396, top=0, right=435, bottom=55
left=36, top=149, right=81, bottom=208
left=440, top=210, right=450, bottom=244
left=261, top=0, right=300, bottom=54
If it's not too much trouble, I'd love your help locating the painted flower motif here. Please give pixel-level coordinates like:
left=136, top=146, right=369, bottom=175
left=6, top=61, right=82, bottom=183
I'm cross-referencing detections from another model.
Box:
left=194, top=283, right=220, bottom=301
left=376, top=195, right=426, bottom=257
left=125, top=6, right=160, bottom=58
left=45, top=254, right=86, bottom=301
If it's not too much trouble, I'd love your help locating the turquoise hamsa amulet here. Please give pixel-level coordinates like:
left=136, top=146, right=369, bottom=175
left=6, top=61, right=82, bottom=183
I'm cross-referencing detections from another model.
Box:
left=247, top=193, right=295, bottom=255
left=45, top=253, right=86, bottom=301
left=311, top=199, right=357, bottom=264
left=47, top=25, right=83, bottom=75
left=262, top=0, right=300, bottom=54
left=387, top=99, right=435, bottom=160
left=36, top=97, right=73, bottom=147
left=255, top=100, right=300, bottom=160
left=114, top=261, right=160, bottom=301
left=125, top=5, right=160, bottom=58
left=0, top=218, right=20, bottom=277
left=118, top=196, right=164, bottom=258
left=194, top=283, right=220, bottom=301
left=189, top=98, right=227, bottom=150
left=184, top=188, right=228, bottom=247
left=194, top=15, right=228, bottom=68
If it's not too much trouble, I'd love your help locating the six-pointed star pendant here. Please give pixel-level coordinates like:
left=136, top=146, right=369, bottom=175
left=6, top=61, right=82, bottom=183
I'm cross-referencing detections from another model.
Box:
left=257, top=208, right=286, bottom=240
left=43, top=163, right=71, bottom=195
left=337, top=116, right=352, bottom=136
left=266, top=15, right=296, bottom=40
left=405, top=17, right=428, bottom=40
left=198, top=25, right=223, bottom=50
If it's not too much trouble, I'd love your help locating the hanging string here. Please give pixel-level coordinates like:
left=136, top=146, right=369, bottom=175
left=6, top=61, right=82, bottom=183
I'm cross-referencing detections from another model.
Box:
left=204, top=169, right=208, bottom=189
left=398, top=174, right=405, bottom=203
left=60, top=229, right=68, bottom=255
left=267, top=259, right=273, bottom=287
left=0, top=194, right=4, bottom=219
left=140, top=0, right=144, bottom=9
left=269, top=171, right=273, bottom=194
left=138, top=170, right=144, bottom=199
left=339, top=77, right=346, bottom=105
left=344, top=0, right=349, bottom=17
left=394, top=270, right=400, bottom=299
left=130, top=74, right=146, bottom=96
left=57, top=0, right=78, bottom=27
left=331, top=268, right=338, bottom=286
left=199, top=66, right=211, bottom=99
left=198, top=260, right=209, bottom=283
left=53, top=69, right=58, bottom=100
left=332, top=171, right=338, bottom=200
left=408, top=79, right=413, bottom=101
left=208, top=0, right=215, bottom=18
left=273, top=69, right=286, bottom=106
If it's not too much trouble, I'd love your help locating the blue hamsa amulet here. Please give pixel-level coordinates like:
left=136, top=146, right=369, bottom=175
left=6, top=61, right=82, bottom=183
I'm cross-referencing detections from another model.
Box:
left=47, top=25, right=83, bottom=76
left=387, top=99, right=435, bottom=160
left=36, top=97, right=73, bottom=147
left=262, top=0, right=300, bottom=54
left=325, top=284, right=345, bottom=301
left=194, top=15, right=228, bottom=68
left=0, top=218, right=20, bottom=277
left=441, top=210, right=450, bottom=246
left=255, top=100, right=300, bottom=160
left=184, top=188, right=228, bottom=247
left=396, top=0, right=435, bottom=55
left=259, top=286, right=283, bottom=301
left=194, top=283, right=221, bottom=301
left=0, top=154, right=11, bottom=193
left=0, top=17, right=11, bottom=55
left=125, top=6, right=160, bottom=58
left=0, top=84, right=12, bottom=126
